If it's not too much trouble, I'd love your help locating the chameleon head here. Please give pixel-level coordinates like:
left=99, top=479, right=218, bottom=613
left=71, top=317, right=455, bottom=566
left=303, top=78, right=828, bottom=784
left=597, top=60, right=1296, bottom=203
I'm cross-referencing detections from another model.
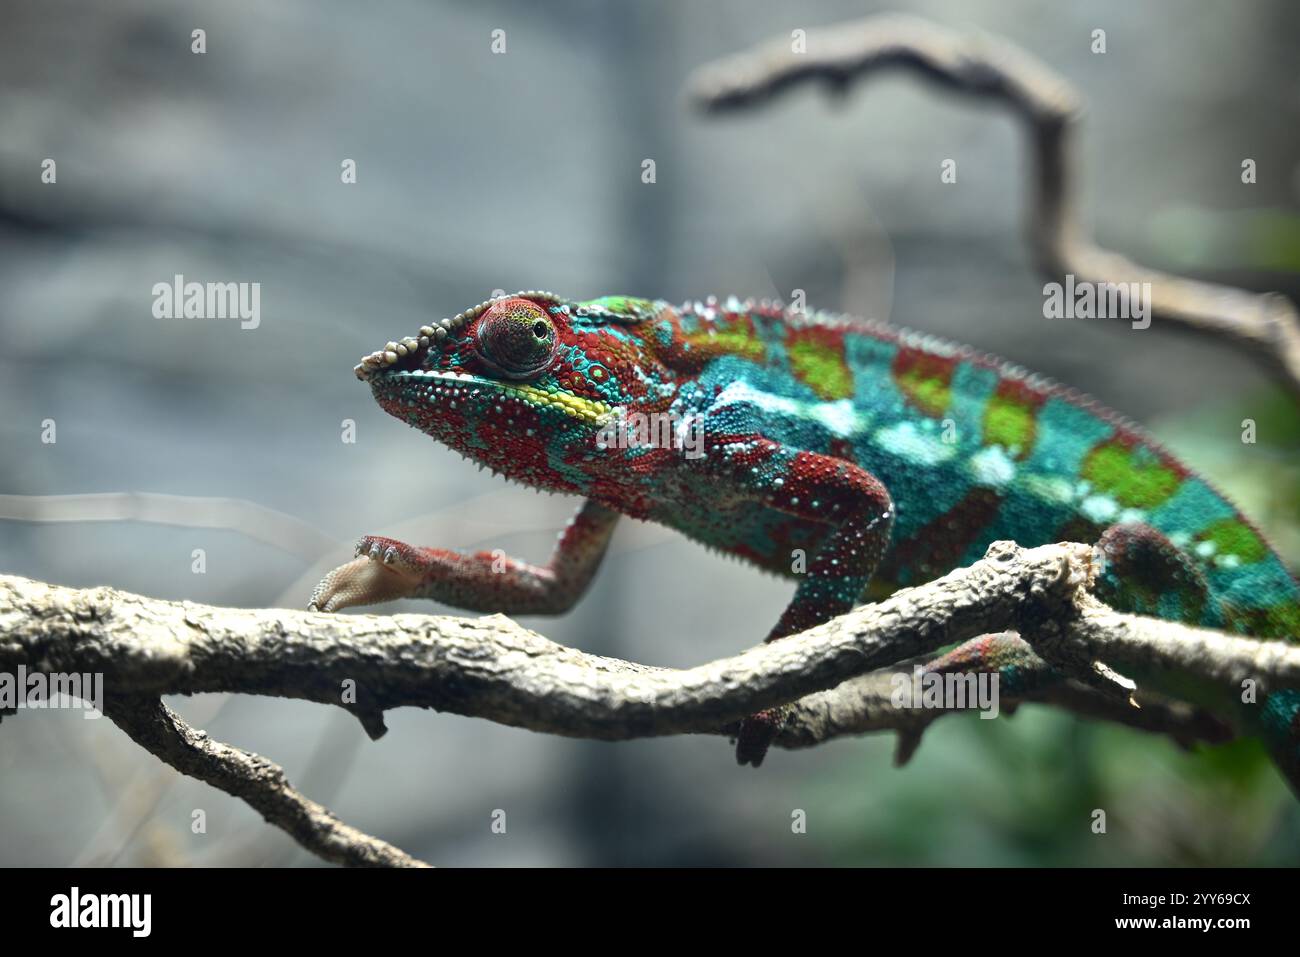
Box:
left=353, top=291, right=681, bottom=492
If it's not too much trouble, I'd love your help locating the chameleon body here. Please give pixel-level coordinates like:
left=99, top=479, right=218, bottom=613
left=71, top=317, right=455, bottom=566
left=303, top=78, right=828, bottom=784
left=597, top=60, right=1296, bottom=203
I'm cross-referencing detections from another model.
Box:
left=311, top=291, right=1300, bottom=783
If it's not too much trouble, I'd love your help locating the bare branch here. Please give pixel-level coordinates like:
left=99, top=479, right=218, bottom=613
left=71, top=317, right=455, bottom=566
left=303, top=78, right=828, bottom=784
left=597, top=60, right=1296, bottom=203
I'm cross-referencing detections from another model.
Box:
left=0, top=492, right=338, bottom=561
left=6, top=541, right=1296, bottom=738
left=4, top=539, right=1294, bottom=865
left=688, top=13, right=1300, bottom=395
left=779, top=662, right=1234, bottom=757
left=1047, top=595, right=1300, bottom=692
left=101, top=695, right=428, bottom=868
left=0, top=541, right=1099, bottom=740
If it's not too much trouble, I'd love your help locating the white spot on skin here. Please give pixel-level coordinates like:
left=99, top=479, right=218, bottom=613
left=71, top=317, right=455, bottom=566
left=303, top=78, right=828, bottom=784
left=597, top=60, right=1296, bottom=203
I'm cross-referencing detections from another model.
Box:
left=874, top=421, right=959, bottom=466
left=1022, top=475, right=1074, bottom=505
left=968, top=446, right=1016, bottom=488
left=1080, top=494, right=1119, bottom=523
left=813, top=399, right=861, bottom=437
left=712, top=382, right=864, bottom=437
left=1195, top=540, right=1217, bottom=558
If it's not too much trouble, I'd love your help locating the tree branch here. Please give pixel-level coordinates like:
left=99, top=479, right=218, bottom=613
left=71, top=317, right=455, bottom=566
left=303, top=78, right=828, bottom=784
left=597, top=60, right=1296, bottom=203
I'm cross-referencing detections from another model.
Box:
left=779, top=660, right=1235, bottom=761
left=101, top=694, right=428, bottom=868
left=688, top=13, right=1300, bottom=396
left=4, top=540, right=1294, bottom=865
left=1, top=540, right=1100, bottom=740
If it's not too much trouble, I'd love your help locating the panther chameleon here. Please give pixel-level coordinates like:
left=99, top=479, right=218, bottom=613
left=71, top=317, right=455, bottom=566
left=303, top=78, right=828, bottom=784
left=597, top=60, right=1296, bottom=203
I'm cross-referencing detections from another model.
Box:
left=309, top=291, right=1300, bottom=787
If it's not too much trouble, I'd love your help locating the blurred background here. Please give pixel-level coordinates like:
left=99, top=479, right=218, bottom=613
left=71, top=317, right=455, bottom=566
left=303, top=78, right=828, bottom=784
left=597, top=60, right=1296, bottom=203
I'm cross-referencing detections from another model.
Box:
left=1, top=0, right=1298, bottom=866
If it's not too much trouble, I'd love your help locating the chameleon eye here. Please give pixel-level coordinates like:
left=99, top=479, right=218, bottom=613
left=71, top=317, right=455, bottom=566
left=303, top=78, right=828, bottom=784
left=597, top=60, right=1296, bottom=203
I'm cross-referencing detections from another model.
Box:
left=475, top=299, right=558, bottom=379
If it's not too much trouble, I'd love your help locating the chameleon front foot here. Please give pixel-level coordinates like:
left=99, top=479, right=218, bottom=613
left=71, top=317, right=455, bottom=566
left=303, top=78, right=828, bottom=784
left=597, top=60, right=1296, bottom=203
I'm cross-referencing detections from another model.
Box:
left=735, top=706, right=789, bottom=767
left=309, top=501, right=620, bottom=615
left=309, top=536, right=431, bottom=612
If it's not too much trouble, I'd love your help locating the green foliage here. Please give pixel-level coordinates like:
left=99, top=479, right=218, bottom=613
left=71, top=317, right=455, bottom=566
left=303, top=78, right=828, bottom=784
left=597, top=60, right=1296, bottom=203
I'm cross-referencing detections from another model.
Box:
left=809, top=707, right=1298, bottom=866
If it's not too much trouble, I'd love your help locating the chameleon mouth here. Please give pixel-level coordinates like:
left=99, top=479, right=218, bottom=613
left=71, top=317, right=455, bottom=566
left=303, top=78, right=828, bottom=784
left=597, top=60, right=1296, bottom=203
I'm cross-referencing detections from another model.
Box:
left=370, top=368, right=617, bottom=424
left=352, top=290, right=567, bottom=381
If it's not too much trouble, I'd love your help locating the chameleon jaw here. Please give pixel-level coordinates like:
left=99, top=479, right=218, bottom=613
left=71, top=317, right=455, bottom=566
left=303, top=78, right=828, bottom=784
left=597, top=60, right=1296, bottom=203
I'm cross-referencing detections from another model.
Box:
left=371, top=368, right=617, bottom=425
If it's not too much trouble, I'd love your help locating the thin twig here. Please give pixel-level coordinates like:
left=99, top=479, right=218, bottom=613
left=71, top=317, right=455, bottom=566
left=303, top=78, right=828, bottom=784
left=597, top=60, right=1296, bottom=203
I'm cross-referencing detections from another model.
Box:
left=102, top=695, right=428, bottom=867
left=689, top=13, right=1300, bottom=395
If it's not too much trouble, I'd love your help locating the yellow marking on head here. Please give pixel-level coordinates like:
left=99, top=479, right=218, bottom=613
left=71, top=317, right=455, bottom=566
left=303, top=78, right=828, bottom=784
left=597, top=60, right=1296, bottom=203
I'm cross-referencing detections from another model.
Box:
left=505, top=384, right=614, bottom=423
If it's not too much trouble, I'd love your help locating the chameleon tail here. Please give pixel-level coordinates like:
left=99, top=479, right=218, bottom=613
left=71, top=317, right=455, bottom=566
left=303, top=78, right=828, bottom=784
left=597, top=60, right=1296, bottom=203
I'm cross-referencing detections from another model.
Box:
left=1093, top=520, right=1300, bottom=795
left=917, top=518, right=1300, bottom=795
left=1252, top=690, right=1300, bottom=800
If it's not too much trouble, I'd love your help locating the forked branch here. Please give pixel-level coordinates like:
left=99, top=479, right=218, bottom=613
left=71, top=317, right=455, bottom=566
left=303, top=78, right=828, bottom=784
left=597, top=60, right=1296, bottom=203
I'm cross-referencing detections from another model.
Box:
left=2, top=539, right=1294, bottom=865
left=689, top=13, right=1300, bottom=395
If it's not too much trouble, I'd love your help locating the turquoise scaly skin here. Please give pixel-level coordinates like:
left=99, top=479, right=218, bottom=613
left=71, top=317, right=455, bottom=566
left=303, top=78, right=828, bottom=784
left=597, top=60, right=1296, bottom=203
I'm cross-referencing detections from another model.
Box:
left=310, top=291, right=1300, bottom=782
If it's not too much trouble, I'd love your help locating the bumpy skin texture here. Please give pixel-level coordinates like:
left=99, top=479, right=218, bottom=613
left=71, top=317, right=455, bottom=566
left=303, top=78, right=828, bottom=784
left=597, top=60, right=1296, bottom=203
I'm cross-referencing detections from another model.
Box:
left=312, top=291, right=1300, bottom=775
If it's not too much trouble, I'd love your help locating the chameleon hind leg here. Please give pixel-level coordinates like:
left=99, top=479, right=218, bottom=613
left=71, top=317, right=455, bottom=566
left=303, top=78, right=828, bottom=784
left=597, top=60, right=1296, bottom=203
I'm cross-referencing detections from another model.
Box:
left=730, top=447, right=895, bottom=767
left=910, top=522, right=1229, bottom=750
left=916, top=522, right=1220, bottom=677
left=1091, top=522, right=1221, bottom=627
left=915, top=632, right=1233, bottom=750
left=1093, top=525, right=1300, bottom=797
left=309, top=498, right=619, bottom=614
left=921, top=632, right=1057, bottom=700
